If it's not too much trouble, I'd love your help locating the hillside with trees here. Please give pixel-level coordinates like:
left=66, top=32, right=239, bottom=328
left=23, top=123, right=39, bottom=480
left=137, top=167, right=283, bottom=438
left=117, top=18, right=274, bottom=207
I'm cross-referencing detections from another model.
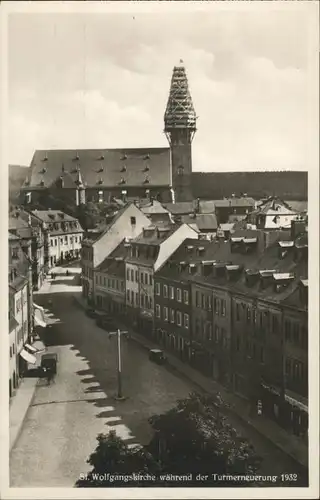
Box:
left=192, top=171, right=307, bottom=200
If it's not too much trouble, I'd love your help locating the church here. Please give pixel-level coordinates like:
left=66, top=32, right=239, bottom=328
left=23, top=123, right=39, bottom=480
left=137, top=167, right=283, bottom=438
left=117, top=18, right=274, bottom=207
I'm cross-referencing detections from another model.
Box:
left=20, top=62, right=197, bottom=206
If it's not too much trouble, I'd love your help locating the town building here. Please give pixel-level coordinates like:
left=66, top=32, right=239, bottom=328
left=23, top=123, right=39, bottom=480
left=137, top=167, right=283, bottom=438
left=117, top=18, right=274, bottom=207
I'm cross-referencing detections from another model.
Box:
left=20, top=62, right=197, bottom=206
left=94, top=241, right=126, bottom=317
left=248, top=196, right=300, bottom=230
left=212, top=196, right=256, bottom=225
left=153, top=220, right=308, bottom=437
left=9, top=210, right=46, bottom=290
left=27, top=210, right=84, bottom=268
left=125, top=223, right=199, bottom=335
left=8, top=232, right=34, bottom=397
left=81, top=202, right=150, bottom=305
left=154, top=238, right=213, bottom=364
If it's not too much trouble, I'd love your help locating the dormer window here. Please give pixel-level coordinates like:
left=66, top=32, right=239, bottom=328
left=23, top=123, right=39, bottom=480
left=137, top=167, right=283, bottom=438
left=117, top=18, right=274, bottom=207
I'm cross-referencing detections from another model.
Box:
left=121, top=165, right=127, bottom=172
left=41, top=167, right=47, bottom=174
left=99, top=154, right=104, bottom=160
left=97, top=178, right=103, bottom=184
left=144, top=165, right=150, bottom=172
left=144, top=154, right=150, bottom=160
left=121, top=154, right=127, bottom=161
left=144, top=176, right=150, bottom=184
left=178, top=165, right=184, bottom=176
left=25, top=180, right=30, bottom=186
left=98, top=165, right=104, bottom=173
left=120, top=178, right=126, bottom=185
left=40, top=179, right=45, bottom=186
left=74, top=152, right=80, bottom=161
left=43, top=153, right=48, bottom=161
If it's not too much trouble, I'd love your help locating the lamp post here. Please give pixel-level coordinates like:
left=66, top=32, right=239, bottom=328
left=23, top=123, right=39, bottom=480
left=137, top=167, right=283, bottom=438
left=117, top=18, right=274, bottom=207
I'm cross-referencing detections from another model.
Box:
left=109, top=328, right=128, bottom=400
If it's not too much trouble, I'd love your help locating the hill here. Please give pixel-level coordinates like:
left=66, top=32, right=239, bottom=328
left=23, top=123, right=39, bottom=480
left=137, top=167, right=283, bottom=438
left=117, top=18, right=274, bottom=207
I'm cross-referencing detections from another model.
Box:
left=192, top=171, right=307, bottom=201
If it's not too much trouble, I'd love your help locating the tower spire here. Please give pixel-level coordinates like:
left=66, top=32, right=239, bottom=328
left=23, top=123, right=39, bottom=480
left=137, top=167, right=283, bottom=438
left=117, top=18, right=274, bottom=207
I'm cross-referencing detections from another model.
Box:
left=164, top=62, right=197, bottom=142
left=164, top=62, right=197, bottom=203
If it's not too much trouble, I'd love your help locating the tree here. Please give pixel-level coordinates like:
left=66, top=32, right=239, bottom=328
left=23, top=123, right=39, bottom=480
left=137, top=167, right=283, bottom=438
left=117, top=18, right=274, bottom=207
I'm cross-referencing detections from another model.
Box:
left=147, top=392, right=262, bottom=486
left=76, top=393, right=262, bottom=488
left=75, top=430, right=160, bottom=487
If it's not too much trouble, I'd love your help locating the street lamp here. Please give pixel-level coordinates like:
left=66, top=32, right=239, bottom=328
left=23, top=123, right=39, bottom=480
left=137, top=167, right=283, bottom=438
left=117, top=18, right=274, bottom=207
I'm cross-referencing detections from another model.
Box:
left=108, top=328, right=128, bottom=401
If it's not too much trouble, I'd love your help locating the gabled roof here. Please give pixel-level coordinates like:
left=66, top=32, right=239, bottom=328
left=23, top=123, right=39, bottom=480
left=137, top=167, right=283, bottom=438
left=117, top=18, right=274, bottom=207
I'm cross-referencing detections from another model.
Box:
left=31, top=210, right=78, bottom=223
left=214, top=197, right=255, bottom=208
left=25, top=148, right=171, bottom=189
left=181, top=214, right=218, bottom=231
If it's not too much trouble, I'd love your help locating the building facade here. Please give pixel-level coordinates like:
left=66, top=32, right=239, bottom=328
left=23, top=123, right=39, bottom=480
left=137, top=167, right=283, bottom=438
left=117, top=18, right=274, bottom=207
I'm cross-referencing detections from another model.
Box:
left=81, top=202, right=150, bottom=305
left=125, top=223, right=199, bottom=336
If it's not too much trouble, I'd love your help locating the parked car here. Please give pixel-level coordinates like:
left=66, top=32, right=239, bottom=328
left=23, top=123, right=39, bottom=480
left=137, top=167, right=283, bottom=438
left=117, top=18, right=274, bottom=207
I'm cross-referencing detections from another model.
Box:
left=96, top=315, right=116, bottom=331
left=86, top=308, right=97, bottom=319
left=149, top=349, right=166, bottom=365
left=41, top=352, right=58, bottom=374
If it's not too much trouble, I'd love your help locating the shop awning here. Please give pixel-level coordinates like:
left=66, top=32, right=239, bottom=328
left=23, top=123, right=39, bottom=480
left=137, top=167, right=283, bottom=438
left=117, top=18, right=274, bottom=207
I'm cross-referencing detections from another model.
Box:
left=24, top=343, right=38, bottom=353
left=34, top=308, right=46, bottom=328
left=33, top=302, right=45, bottom=312
left=20, top=348, right=37, bottom=365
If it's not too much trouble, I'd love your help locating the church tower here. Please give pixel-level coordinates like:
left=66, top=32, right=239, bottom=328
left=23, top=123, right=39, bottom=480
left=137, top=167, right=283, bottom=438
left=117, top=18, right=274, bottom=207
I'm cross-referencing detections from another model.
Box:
left=164, top=61, right=197, bottom=202
left=75, top=167, right=86, bottom=206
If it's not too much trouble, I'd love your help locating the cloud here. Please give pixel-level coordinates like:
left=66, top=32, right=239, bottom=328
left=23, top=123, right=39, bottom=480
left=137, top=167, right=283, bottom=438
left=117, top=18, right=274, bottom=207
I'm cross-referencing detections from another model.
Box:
left=7, top=9, right=314, bottom=171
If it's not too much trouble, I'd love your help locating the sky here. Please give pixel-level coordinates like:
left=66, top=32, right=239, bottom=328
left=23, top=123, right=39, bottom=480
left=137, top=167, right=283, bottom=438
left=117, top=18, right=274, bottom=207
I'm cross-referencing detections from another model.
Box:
left=6, top=4, right=318, bottom=171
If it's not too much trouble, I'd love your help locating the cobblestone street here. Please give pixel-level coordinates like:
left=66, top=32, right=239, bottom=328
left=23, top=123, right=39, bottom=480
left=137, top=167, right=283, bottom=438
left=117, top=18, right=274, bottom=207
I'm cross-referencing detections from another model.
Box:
left=10, top=271, right=307, bottom=487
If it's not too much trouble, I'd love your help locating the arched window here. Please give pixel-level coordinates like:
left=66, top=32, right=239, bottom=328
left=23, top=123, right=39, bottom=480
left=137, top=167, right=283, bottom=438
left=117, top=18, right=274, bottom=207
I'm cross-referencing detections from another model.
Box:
left=178, top=165, right=184, bottom=176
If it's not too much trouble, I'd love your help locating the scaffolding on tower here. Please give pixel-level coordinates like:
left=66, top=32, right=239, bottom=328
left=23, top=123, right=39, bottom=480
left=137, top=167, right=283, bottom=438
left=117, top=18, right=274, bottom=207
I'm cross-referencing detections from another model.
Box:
left=164, top=61, right=197, bottom=143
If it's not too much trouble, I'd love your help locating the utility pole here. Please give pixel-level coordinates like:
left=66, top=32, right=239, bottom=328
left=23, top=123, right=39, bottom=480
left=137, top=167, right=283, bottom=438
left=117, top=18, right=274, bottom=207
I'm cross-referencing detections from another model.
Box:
left=109, top=328, right=128, bottom=400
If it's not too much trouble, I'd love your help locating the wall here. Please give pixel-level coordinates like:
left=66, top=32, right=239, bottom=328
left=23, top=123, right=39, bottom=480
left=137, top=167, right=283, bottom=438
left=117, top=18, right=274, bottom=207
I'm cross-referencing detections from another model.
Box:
left=155, top=224, right=198, bottom=271
left=49, top=232, right=83, bottom=266
left=93, top=204, right=150, bottom=268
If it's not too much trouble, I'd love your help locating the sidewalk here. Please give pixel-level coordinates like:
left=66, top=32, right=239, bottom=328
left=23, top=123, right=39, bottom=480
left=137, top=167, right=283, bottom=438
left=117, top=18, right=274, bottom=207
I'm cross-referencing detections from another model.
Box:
left=73, top=293, right=308, bottom=469
left=9, top=339, right=46, bottom=453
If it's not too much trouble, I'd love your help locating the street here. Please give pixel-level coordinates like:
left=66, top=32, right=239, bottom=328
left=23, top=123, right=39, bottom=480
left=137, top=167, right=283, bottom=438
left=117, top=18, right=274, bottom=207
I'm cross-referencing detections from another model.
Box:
left=10, top=268, right=307, bottom=487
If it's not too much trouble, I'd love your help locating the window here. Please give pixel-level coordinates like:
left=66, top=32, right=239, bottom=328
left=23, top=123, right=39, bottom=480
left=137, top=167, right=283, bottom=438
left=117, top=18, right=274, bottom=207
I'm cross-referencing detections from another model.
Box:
left=176, top=288, right=182, bottom=302
left=104, top=277, right=106, bottom=287
left=64, top=236, right=68, bottom=244
left=207, top=323, right=213, bottom=341
left=149, top=296, right=153, bottom=310
left=292, top=323, right=300, bottom=345
left=145, top=273, right=148, bottom=285
left=55, top=239, right=57, bottom=246
left=126, top=269, right=130, bottom=281
left=131, top=270, right=134, bottom=282
left=156, top=304, right=161, bottom=318
left=201, top=294, right=206, bottom=309
left=141, top=273, right=144, bottom=284
left=135, top=270, right=139, bottom=282
left=285, top=320, right=291, bottom=341
left=75, top=236, right=78, bottom=243
left=184, top=313, right=189, bottom=329
left=149, top=275, right=153, bottom=286
left=10, top=346, right=12, bottom=358
left=50, top=239, right=53, bottom=247
left=12, top=343, right=15, bottom=354
left=272, top=315, right=278, bottom=334
left=246, top=306, right=251, bottom=323
left=260, top=347, right=265, bottom=363
left=131, top=290, right=134, bottom=304
left=221, top=300, right=226, bottom=317
left=236, top=336, right=240, bottom=352
left=183, top=290, right=189, bottom=305
left=135, top=292, right=139, bottom=306
left=169, top=286, right=174, bottom=300
left=163, top=285, right=168, bottom=298
left=214, top=298, right=220, bottom=315
left=207, top=295, right=212, bottom=311
left=214, top=325, right=219, bottom=342
left=126, top=290, right=130, bottom=302
left=130, top=216, right=136, bottom=225
left=236, top=303, right=240, bottom=321
left=164, top=307, right=168, bottom=322
left=176, top=311, right=182, bottom=326
left=140, top=294, right=145, bottom=308
left=196, top=291, right=200, bottom=308
left=155, top=283, right=160, bottom=296
left=170, top=309, right=175, bottom=323
left=252, top=309, right=257, bottom=324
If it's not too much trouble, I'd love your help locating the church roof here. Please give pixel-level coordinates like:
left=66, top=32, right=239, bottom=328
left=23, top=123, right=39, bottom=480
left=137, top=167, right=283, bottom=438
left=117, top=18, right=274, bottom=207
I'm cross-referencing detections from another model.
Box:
left=23, top=148, right=171, bottom=190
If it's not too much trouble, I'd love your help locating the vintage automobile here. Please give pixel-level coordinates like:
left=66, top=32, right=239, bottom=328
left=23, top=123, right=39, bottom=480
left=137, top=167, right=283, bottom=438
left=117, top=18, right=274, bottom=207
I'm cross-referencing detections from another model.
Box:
left=41, top=352, right=58, bottom=374
left=96, top=315, right=116, bottom=331
left=149, top=349, right=167, bottom=365
left=85, top=308, right=98, bottom=319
